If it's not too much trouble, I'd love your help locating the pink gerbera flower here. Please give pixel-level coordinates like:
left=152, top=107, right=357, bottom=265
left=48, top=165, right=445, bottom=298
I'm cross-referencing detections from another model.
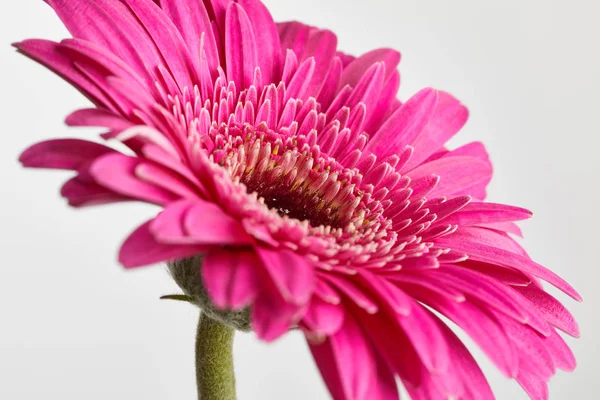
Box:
left=16, top=0, right=580, bottom=399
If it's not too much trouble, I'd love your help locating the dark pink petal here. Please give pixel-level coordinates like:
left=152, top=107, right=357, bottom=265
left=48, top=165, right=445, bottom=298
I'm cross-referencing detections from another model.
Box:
left=149, top=200, right=194, bottom=243
left=13, top=40, right=110, bottom=108
left=437, top=230, right=582, bottom=301
left=20, top=139, right=115, bottom=170
left=544, top=330, right=577, bottom=372
left=514, top=284, right=580, bottom=337
left=317, top=57, right=343, bottom=110
left=442, top=202, right=532, bottom=226
left=364, top=70, right=401, bottom=135
left=119, top=220, right=208, bottom=268
left=225, top=3, right=258, bottom=90
left=236, top=0, right=281, bottom=83
left=407, top=156, right=492, bottom=198
left=61, top=176, right=131, bottom=207
left=344, top=62, right=385, bottom=120
left=432, top=314, right=495, bottom=399
left=339, top=48, right=401, bottom=88
left=308, top=334, right=350, bottom=400
left=124, top=0, right=197, bottom=89
left=183, top=201, right=254, bottom=245
left=406, top=284, right=518, bottom=378
left=356, top=311, right=423, bottom=387
left=300, top=29, right=338, bottom=98
left=516, top=368, right=549, bottom=400
left=277, top=21, right=310, bottom=58
left=45, top=0, right=163, bottom=85
left=480, top=221, right=524, bottom=237
left=66, top=108, right=134, bottom=131
left=309, top=315, right=397, bottom=400
left=459, top=260, right=532, bottom=286
left=251, top=288, right=304, bottom=342
left=159, top=0, right=220, bottom=71
left=302, top=297, right=345, bottom=336
left=90, top=153, right=177, bottom=205
left=365, top=88, right=438, bottom=159
left=403, top=91, right=469, bottom=171
left=438, top=141, right=492, bottom=200
left=202, top=248, right=261, bottom=309
left=256, top=247, right=314, bottom=305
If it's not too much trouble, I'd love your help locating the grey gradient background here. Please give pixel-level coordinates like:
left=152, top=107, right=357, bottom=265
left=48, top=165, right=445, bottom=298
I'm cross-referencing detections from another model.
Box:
left=0, top=0, right=598, bottom=398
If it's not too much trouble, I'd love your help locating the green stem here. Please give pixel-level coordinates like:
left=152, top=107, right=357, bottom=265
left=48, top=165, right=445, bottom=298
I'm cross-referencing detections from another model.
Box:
left=195, top=313, right=237, bottom=400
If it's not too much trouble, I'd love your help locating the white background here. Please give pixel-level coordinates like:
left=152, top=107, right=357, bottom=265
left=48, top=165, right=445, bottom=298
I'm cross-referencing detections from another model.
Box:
left=1, top=0, right=598, bottom=398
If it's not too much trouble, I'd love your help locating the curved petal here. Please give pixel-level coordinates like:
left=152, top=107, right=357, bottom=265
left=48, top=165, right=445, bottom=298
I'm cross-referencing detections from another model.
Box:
left=20, top=139, right=115, bottom=170
left=119, top=220, right=208, bottom=268
left=202, top=247, right=261, bottom=309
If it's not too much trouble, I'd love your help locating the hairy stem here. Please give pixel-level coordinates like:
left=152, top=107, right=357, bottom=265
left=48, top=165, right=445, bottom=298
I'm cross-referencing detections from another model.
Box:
left=196, top=312, right=237, bottom=400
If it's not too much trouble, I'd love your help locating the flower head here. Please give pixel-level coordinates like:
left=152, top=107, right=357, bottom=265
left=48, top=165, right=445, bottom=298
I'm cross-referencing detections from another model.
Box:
left=16, top=0, right=580, bottom=398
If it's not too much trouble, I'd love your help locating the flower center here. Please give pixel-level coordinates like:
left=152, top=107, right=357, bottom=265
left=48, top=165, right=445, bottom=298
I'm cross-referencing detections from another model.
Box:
left=216, top=125, right=362, bottom=230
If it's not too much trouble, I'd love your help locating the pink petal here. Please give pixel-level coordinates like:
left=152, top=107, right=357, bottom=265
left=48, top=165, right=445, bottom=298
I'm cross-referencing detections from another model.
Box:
left=45, top=0, right=163, bottom=85
left=20, top=139, right=115, bottom=170
left=202, top=248, right=261, bottom=309
left=309, top=315, right=393, bottom=400
left=159, top=0, right=220, bottom=71
left=407, top=156, right=492, bottom=198
left=516, top=369, right=549, bottom=400
left=365, top=88, right=438, bottom=159
left=61, top=176, right=130, bottom=207
left=544, top=330, right=577, bottom=372
left=89, top=153, right=176, bottom=205
left=13, top=40, right=111, bottom=108
left=364, top=70, right=401, bottom=135
left=225, top=2, right=258, bottom=90
left=432, top=311, right=495, bottom=399
left=339, top=48, right=401, bottom=88
left=514, top=284, right=580, bottom=337
left=302, top=297, right=345, bottom=336
left=120, top=0, right=196, bottom=90
left=119, top=220, right=208, bottom=268
left=407, top=285, right=518, bottom=378
left=442, top=202, right=532, bottom=226
left=403, top=91, right=469, bottom=171
left=344, top=62, right=386, bottom=119
left=251, top=288, right=304, bottom=342
left=236, top=0, right=281, bottom=83
left=437, top=230, right=582, bottom=301
left=277, top=21, right=310, bottom=59
left=183, top=200, right=253, bottom=245
left=300, top=29, right=338, bottom=98
left=66, top=108, right=134, bottom=131
left=256, top=247, right=315, bottom=305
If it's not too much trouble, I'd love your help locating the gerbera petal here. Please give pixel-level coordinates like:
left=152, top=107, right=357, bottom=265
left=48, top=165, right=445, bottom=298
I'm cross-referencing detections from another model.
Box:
left=89, top=153, right=177, bottom=205
left=514, top=284, right=580, bottom=337
left=365, top=88, right=438, bottom=159
left=340, top=48, right=401, bottom=87
left=236, top=0, right=282, bottom=83
left=309, top=315, right=390, bottom=400
left=225, top=2, right=258, bottom=90
left=20, top=139, right=115, bottom=170
left=202, top=247, right=261, bottom=309
left=437, top=230, right=582, bottom=301
left=403, top=91, right=469, bottom=170
left=159, top=0, right=220, bottom=71
left=256, top=247, right=315, bottom=304
left=119, top=220, right=208, bottom=268
left=303, top=296, right=345, bottom=336
left=13, top=40, right=111, bottom=108
left=407, top=156, right=492, bottom=198
left=183, top=201, right=254, bottom=245
left=45, top=0, right=163, bottom=85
